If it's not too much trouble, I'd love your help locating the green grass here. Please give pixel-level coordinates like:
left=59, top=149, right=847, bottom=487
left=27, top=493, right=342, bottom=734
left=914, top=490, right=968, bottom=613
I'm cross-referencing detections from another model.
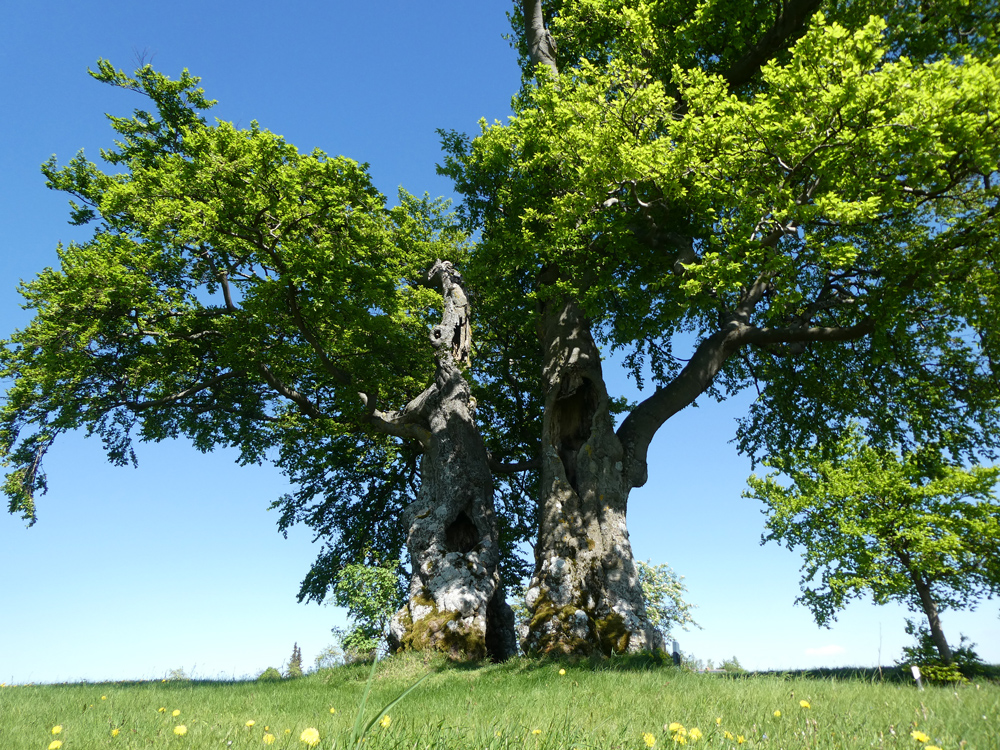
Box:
left=2, top=654, right=998, bottom=749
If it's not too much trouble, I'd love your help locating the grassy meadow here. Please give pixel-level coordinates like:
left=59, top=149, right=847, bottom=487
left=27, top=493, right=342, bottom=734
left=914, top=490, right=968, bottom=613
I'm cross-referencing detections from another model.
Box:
left=1, top=654, right=998, bottom=750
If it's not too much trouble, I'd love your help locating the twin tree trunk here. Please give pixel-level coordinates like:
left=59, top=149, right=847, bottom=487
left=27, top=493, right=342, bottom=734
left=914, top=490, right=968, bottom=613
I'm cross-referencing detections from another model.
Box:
left=388, top=261, right=517, bottom=661
left=387, top=264, right=661, bottom=659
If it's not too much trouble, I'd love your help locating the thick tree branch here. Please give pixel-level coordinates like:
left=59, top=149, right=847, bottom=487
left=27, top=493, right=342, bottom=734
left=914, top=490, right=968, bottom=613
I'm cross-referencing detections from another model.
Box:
left=257, top=364, right=325, bottom=419
left=124, top=371, right=241, bottom=411
left=720, top=0, right=825, bottom=90
left=428, top=259, right=472, bottom=366
left=744, top=317, right=876, bottom=348
left=618, top=315, right=875, bottom=488
left=364, top=410, right=432, bottom=448
left=488, top=454, right=541, bottom=475
left=617, top=326, right=745, bottom=488
left=522, top=0, right=559, bottom=77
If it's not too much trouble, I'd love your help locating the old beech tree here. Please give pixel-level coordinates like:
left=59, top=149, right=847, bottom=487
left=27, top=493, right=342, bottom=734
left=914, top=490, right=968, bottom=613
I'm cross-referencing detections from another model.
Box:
left=5, top=1, right=1000, bottom=659
left=440, top=0, right=1000, bottom=653
left=0, top=64, right=522, bottom=660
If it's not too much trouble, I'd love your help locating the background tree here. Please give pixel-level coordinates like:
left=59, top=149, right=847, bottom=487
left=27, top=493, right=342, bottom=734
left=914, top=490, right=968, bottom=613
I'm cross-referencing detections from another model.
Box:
left=284, top=642, right=303, bottom=678
left=439, top=0, right=1000, bottom=654
left=0, top=62, right=525, bottom=659
left=636, top=560, right=699, bottom=647
left=329, top=559, right=406, bottom=661
left=745, top=426, right=1000, bottom=665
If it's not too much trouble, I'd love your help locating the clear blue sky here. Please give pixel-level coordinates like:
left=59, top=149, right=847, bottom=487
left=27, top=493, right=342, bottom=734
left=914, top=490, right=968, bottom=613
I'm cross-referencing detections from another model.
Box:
left=1, top=1, right=996, bottom=685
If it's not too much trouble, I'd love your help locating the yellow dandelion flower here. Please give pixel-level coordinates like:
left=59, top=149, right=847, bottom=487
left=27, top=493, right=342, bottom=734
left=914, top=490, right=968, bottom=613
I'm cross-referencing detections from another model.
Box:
left=496, top=731, right=502, bottom=738
left=723, top=731, right=734, bottom=741
left=51, top=726, right=62, bottom=735
left=559, top=669, right=566, bottom=675
left=112, top=728, right=120, bottom=737
left=643, top=732, right=656, bottom=747
left=668, top=722, right=683, bottom=733
left=246, top=720, right=256, bottom=727
left=285, top=729, right=292, bottom=735
left=379, top=715, right=391, bottom=729
left=715, top=718, right=721, bottom=726
left=800, top=700, right=811, bottom=709
left=672, top=737, right=687, bottom=746
left=911, top=730, right=930, bottom=743
left=173, top=710, right=181, bottom=717
left=263, top=734, right=276, bottom=746
left=102, top=695, right=107, bottom=700
left=174, top=725, right=188, bottom=736
left=532, top=729, right=542, bottom=735
left=300, top=727, right=321, bottom=747
left=158, top=707, right=167, bottom=713
left=48, top=742, right=62, bottom=750
left=773, top=710, right=781, bottom=718
left=688, top=728, right=702, bottom=741
left=926, top=746, right=942, bottom=750
left=330, top=707, right=336, bottom=714
left=737, top=736, right=745, bottom=745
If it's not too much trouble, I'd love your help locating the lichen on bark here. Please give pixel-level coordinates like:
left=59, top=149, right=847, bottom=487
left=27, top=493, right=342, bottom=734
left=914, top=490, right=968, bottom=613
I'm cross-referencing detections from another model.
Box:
left=387, top=260, right=517, bottom=661
left=521, top=294, right=661, bottom=656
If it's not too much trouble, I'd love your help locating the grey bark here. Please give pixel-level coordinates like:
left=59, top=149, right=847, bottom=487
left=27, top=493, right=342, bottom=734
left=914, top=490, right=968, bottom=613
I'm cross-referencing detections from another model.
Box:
left=912, top=572, right=954, bottom=665
left=521, top=293, right=661, bottom=655
left=521, top=0, right=559, bottom=77
left=388, top=260, right=517, bottom=661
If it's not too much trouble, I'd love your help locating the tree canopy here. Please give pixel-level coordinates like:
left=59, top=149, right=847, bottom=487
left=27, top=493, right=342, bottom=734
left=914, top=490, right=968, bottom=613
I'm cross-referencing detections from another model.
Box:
left=5, top=1, right=1000, bottom=657
left=448, top=2, right=1000, bottom=471
left=0, top=62, right=536, bottom=605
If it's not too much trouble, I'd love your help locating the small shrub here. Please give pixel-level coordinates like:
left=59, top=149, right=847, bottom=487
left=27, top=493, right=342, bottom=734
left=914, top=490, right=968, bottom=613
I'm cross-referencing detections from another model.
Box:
left=329, top=560, right=404, bottom=659
left=165, top=667, right=190, bottom=681
left=257, top=666, right=282, bottom=681
left=897, top=619, right=987, bottom=679
left=920, top=663, right=968, bottom=684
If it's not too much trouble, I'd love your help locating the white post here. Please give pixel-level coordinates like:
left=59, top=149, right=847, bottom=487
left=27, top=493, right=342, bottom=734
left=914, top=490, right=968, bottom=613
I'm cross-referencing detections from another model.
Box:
left=910, top=665, right=924, bottom=690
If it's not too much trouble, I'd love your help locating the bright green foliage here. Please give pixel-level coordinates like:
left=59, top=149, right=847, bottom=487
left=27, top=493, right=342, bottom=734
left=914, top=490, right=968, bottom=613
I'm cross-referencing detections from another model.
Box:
left=256, top=666, right=282, bottom=682
left=445, top=2, right=1000, bottom=463
left=746, top=426, right=1000, bottom=629
left=636, top=559, right=699, bottom=643
left=330, top=560, right=406, bottom=660
left=512, top=0, right=999, bottom=82
left=0, top=62, right=516, bottom=602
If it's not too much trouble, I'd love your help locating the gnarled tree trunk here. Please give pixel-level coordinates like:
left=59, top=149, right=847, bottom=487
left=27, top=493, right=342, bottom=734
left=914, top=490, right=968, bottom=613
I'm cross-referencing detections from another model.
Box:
left=388, top=261, right=517, bottom=661
left=522, top=295, right=661, bottom=655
